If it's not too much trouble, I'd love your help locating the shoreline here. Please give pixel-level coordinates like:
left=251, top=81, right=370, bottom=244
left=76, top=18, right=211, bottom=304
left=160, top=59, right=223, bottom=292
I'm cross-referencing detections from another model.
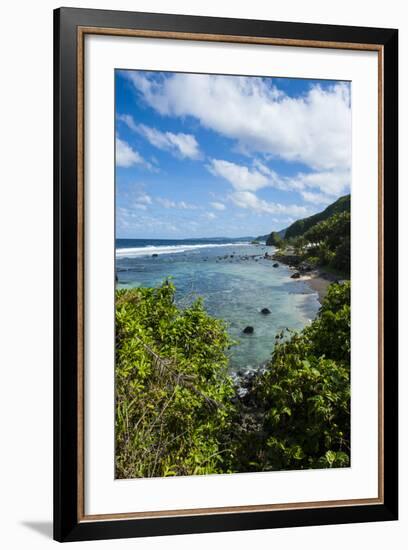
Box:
left=300, top=270, right=338, bottom=304
left=268, top=250, right=346, bottom=304
left=118, top=243, right=337, bottom=304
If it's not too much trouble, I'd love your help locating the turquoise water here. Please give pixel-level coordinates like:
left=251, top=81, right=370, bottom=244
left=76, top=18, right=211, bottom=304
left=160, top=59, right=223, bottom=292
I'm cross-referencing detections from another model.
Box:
left=116, top=239, right=320, bottom=373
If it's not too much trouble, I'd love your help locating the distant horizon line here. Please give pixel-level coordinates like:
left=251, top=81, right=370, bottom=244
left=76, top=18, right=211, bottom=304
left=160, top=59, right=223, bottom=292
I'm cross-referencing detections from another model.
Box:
left=116, top=235, right=259, bottom=241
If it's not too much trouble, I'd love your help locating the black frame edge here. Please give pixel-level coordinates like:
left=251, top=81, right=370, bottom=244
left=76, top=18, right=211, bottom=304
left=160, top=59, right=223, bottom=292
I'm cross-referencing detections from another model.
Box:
left=53, top=7, right=398, bottom=542
left=63, top=505, right=396, bottom=543
left=54, top=7, right=80, bottom=542
left=53, top=6, right=61, bottom=542
left=382, top=27, right=399, bottom=522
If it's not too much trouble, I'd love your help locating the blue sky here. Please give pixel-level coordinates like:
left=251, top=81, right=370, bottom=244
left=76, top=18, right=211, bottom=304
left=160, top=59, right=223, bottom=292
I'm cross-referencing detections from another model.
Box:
left=115, top=70, right=351, bottom=239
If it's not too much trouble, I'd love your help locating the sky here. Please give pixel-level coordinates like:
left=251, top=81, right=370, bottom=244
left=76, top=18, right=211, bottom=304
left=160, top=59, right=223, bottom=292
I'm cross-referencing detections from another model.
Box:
left=115, top=70, right=351, bottom=239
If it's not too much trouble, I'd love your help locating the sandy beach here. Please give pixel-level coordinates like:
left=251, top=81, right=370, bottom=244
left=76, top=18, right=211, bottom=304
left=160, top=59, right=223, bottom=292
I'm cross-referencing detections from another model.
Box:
left=301, top=271, right=339, bottom=303
left=268, top=250, right=344, bottom=304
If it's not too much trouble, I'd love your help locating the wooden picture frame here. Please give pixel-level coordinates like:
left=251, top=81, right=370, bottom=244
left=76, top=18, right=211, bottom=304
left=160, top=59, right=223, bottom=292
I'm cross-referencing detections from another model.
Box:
left=54, top=7, right=398, bottom=542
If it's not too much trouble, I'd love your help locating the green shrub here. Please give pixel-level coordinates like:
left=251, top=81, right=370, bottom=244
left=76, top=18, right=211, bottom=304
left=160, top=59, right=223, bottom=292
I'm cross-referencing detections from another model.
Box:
left=266, top=231, right=283, bottom=247
left=115, top=281, right=235, bottom=478
left=115, top=280, right=351, bottom=477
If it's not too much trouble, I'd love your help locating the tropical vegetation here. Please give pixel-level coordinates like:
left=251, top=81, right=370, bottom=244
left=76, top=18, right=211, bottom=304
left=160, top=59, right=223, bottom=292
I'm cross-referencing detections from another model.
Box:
left=115, top=282, right=235, bottom=478
left=262, top=194, right=351, bottom=277
left=283, top=194, right=350, bottom=241
left=116, top=280, right=351, bottom=477
left=282, top=211, right=351, bottom=276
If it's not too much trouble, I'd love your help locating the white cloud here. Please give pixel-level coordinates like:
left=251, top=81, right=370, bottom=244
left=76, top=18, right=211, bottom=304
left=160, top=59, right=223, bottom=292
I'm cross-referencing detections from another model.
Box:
left=131, top=191, right=152, bottom=210
left=179, top=201, right=197, bottom=209
left=208, top=159, right=273, bottom=192
left=163, top=131, right=201, bottom=159
left=211, top=201, right=226, bottom=211
left=116, top=207, right=179, bottom=234
left=230, top=191, right=308, bottom=217
left=287, top=170, right=350, bottom=197
left=252, top=159, right=276, bottom=177
left=135, top=191, right=152, bottom=205
left=137, top=124, right=201, bottom=160
left=116, top=136, right=145, bottom=168
left=118, top=114, right=201, bottom=160
left=117, top=113, right=139, bottom=132
left=126, top=72, right=351, bottom=171
left=300, top=190, right=333, bottom=205
left=208, top=158, right=349, bottom=201
left=206, top=212, right=216, bottom=220
left=156, top=197, right=197, bottom=209
left=156, top=197, right=176, bottom=208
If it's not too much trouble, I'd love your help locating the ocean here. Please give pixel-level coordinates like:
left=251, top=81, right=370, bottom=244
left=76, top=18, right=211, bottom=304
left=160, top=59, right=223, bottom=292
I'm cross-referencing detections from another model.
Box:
left=116, top=238, right=320, bottom=374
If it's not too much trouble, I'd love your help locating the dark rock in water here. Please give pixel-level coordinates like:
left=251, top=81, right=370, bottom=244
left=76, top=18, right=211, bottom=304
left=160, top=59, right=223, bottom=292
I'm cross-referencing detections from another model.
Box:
left=299, top=262, right=312, bottom=272
left=273, top=262, right=279, bottom=268
left=243, top=326, right=254, bottom=334
left=230, top=254, right=234, bottom=258
left=264, top=252, right=269, bottom=258
left=152, top=253, right=158, bottom=257
left=261, top=308, right=271, bottom=315
left=290, top=272, right=301, bottom=279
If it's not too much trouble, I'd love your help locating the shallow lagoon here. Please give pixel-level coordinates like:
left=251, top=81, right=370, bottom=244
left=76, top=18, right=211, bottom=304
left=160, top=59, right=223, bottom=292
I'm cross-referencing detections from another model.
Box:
left=116, top=241, right=320, bottom=373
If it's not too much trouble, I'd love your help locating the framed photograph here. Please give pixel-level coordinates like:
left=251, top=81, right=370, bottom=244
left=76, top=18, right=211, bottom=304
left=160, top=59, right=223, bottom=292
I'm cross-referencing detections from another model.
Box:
left=54, top=7, right=398, bottom=542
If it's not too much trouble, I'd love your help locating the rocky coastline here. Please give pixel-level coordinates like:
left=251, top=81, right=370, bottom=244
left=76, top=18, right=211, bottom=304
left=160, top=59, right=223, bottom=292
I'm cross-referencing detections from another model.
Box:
left=267, top=250, right=343, bottom=303
left=209, top=247, right=339, bottom=304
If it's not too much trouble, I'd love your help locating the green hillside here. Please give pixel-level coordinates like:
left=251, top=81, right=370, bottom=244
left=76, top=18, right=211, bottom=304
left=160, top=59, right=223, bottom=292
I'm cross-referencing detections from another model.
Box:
left=257, top=194, right=350, bottom=243
left=284, top=194, right=350, bottom=240
left=257, top=228, right=286, bottom=242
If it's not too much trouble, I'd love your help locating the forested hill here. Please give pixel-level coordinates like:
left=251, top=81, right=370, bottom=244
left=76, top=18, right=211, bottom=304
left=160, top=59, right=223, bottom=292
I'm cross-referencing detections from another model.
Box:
left=284, top=194, right=350, bottom=240
left=257, top=194, right=350, bottom=242
left=256, top=227, right=286, bottom=242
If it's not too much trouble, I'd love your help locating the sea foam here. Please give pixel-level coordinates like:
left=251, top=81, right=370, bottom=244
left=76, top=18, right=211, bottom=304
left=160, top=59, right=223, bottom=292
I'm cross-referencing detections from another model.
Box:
left=116, top=242, right=250, bottom=258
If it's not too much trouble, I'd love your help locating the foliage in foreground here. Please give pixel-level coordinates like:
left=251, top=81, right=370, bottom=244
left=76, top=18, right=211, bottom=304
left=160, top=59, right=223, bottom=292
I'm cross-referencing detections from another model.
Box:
left=116, top=281, right=351, bottom=478
left=115, top=282, right=234, bottom=479
left=230, top=282, right=351, bottom=471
